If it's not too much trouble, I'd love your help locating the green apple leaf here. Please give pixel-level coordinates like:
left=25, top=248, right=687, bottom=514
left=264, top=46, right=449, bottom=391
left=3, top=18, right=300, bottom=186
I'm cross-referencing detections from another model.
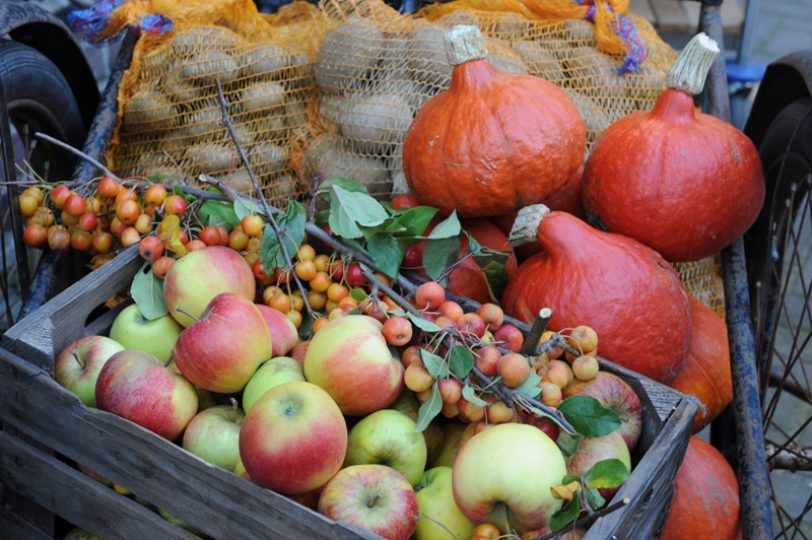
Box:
left=422, top=236, right=460, bottom=283
left=550, top=494, right=582, bottom=532
left=586, top=487, right=606, bottom=510
left=130, top=263, right=168, bottom=321
left=383, top=206, right=437, bottom=238
left=350, top=288, right=368, bottom=302
left=406, top=312, right=440, bottom=333
left=461, top=385, right=488, bottom=407
left=415, top=382, right=442, bottom=432
left=329, top=184, right=388, bottom=237
left=427, top=211, right=461, bottom=239
left=514, top=371, right=543, bottom=399
left=419, top=349, right=447, bottom=379
left=199, top=199, right=240, bottom=227
left=260, top=200, right=306, bottom=273
left=449, top=346, right=474, bottom=379
left=583, top=459, right=630, bottom=490
left=558, top=396, right=621, bottom=438
left=556, top=432, right=582, bottom=458
left=367, top=234, right=404, bottom=279
left=232, top=197, right=262, bottom=221
left=320, top=177, right=368, bottom=194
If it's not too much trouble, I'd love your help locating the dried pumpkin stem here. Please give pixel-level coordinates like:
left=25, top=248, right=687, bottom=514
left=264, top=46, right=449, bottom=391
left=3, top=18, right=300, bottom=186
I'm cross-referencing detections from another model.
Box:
left=214, top=78, right=316, bottom=320
left=520, top=308, right=553, bottom=356
left=444, top=25, right=488, bottom=66
left=666, top=32, right=720, bottom=96
left=508, top=204, right=551, bottom=247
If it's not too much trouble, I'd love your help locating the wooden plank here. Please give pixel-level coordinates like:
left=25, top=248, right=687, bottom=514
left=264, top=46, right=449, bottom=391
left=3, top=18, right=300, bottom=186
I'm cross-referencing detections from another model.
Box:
left=649, top=0, right=689, bottom=32
left=629, top=0, right=656, bottom=22
left=0, top=431, right=198, bottom=540
left=0, top=505, right=53, bottom=540
left=0, top=349, right=379, bottom=540
left=2, top=245, right=141, bottom=369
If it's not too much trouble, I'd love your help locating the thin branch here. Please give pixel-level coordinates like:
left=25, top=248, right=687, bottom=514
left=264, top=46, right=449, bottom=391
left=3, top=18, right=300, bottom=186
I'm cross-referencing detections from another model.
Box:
left=766, top=443, right=812, bottom=471
left=34, top=132, right=117, bottom=179
left=359, top=265, right=423, bottom=319
left=213, top=78, right=315, bottom=320
left=521, top=308, right=553, bottom=355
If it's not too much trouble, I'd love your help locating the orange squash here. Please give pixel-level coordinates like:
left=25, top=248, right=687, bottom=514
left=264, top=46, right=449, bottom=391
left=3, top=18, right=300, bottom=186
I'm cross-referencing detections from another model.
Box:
left=501, top=206, right=691, bottom=383
left=670, top=296, right=732, bottom=432
left=660, top=437, right=740, bottom=540
left=403, top=25, right=585, bottom=218
left=581, top=33, right=764, bottom=262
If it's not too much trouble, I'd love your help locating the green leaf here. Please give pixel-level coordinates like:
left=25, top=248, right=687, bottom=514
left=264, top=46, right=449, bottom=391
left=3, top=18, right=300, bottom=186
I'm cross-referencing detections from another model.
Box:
left=449, top=346, right=474, bottom=379
left=427, top=211, right=461, bottom=239
left=480, top=260, right=510, bottom=303
left=260, top=200, right=306, bottom=272
left=550, top=494, right=582, bottom=532
left=415, top=382, right=442, bottom=432
left=556, top=432, right=582, bottom=457
left=558, top=396, right=621, bottom=438
left=322, top=177, right=368, bottom=194
left=406, top=312, right=440, bottom=332
left=330, top=184, right=388, bottom=231
left=384, top=206, right=437, bottom=238
left=350, top=288, right=368, bottom=302
left=514, top=370, right=542, bottom=399
left=367, top=234, right=404, bottom=278
left=466, top=231, right=482, bottom=254
left=583, top=459, right=630, bottom=490
left=329, top=193, right=363, bottom=239
left=199, top=200, right=239, bottom=227
left=561, top=474, right=581, bottom=485
left=422, top=236, right=460, bottom=282
left=586, top=487, right=606, bottom=510
left=130, top=263, right=168, bottom=320
left=419, top=349, right=447, bottom=379
left=461, top=385, right=488, bottom=406
left=233, top=198, right=262, bottom=221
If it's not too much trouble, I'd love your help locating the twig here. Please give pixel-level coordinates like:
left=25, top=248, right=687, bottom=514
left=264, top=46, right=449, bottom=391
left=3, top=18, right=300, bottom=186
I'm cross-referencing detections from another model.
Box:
left=213, top=78, right=315, bottom=320
left=34, top=132, right=118, bottom=179
left=521, top=308, right=553, bottom=355
left=532, top=497, right=631, bottom=540
left=359, top=265, right=423, bottom=319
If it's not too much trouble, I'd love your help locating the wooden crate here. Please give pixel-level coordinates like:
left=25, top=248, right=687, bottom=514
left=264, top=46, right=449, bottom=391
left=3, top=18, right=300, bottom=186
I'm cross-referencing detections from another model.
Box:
left=0, top=246, right=697, bottom=540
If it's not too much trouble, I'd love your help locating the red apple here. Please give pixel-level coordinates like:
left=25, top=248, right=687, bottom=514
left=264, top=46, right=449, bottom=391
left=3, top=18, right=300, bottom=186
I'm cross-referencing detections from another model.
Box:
left=304, top=315, right=403, bottom=416
left=493, top=324, right=524, bottom=352
left=182, top=405, right=244, bottom=471
left=95, top=350, right=198, bottom=440
left=318, top=464, right=419, bottom=540
left=562, top=372, right=643, bottom=451
left=256, top=304, right=299, bottom=357
left=163, top=246, right=255, bottom=327
left=240, top=381, right=347, bottom=494
left=54, top=336, right=125, bottom=407
left=173, top=293, right=272, bottom=393
left=291, top=340, right=310, bottom=364
left=566, top=431, right=631, bottom=499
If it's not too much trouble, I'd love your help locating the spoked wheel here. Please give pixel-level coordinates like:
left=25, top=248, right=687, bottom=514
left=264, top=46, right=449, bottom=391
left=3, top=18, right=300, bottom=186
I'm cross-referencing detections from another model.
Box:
left=746, top=97, right=812, bottom=537
left=0, top=40, right=85, bottom=330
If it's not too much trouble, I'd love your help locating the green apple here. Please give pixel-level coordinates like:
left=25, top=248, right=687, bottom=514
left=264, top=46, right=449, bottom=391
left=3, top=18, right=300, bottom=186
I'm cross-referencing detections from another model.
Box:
left=54, top=336, right=125, bottom=407
left=182, top=405, right=244, bottom=470
left=109, top=304, right=183, bottom=364
left=414, top=467, right=474, bottom=540
left=345, top=409, right=427, bottom=486
left=430, top=422, right=467, bottom=468
left=391, top=389, right=445, bottom=464
left=242, top=356, right=304, bottom=412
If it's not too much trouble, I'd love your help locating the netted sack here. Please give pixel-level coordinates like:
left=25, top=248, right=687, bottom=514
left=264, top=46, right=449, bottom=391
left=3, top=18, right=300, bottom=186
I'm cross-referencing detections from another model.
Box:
left=675, top=256, right=726, bottom=319
left=100, top=0, right=330, bottom=203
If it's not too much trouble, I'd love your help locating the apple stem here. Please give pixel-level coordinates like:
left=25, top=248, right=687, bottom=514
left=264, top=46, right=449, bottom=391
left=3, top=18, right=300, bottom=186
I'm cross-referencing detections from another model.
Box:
left=72, top=352, right=85, bottom=370
left=520, top=308, right=553, bottom=356
left=230, top=397, right=238, bottom=411
left=174, top=306, right=200, bottom=323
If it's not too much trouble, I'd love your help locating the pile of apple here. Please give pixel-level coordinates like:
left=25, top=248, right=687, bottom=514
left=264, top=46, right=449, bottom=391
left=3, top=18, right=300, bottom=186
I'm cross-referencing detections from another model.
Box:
left=54, top=241, right=644, bottom=539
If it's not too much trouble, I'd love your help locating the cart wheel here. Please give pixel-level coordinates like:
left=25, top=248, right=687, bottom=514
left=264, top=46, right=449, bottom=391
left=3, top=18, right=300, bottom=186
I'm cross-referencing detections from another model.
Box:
left=745, top=97, right=812, bottom=537
left=0, top=40, right=85, bottom=330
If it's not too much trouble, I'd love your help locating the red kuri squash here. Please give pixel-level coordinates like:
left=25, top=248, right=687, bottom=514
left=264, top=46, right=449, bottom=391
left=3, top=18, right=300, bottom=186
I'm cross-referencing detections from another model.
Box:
left=660, top=437, right=740, bottom=540
left=501, top=205, right=691, bottom=383
left=581, top=33, right=765, bottom=262
left=403, top=25, right=586, bottom=218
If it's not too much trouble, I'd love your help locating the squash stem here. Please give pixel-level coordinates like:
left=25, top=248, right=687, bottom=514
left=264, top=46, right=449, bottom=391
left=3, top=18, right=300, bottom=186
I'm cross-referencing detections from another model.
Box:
left=667, top=32, right=720, bottom=96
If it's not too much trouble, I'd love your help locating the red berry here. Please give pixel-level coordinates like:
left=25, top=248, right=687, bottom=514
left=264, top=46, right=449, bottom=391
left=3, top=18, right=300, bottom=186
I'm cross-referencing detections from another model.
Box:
left=64, top=195, right=87, bottom=216
left=346, top=263, right=366, bottom=286
left=78, top=212, right=98, bottom=232
left=97, top=176, right=120, bottom=198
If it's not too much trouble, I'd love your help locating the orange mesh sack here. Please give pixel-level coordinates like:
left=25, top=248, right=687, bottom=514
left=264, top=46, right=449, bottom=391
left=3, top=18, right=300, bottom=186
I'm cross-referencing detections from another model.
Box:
left=103, top=0, right=330, bottom=202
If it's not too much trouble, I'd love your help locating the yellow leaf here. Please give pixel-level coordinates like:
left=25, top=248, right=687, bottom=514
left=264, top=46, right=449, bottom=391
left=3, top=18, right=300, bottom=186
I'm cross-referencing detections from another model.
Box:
left=550, top=480, right=581, bottom=501
left=157, top=214, right=187, bottom=256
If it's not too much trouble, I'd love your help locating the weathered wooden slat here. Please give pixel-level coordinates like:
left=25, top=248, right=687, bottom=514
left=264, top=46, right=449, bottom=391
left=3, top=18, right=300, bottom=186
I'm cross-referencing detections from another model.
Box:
left=0, top=431, right=198, bottom=540
left=0, top=505, right=53, bottom=540
left=0, top=349, right=379, bottom=540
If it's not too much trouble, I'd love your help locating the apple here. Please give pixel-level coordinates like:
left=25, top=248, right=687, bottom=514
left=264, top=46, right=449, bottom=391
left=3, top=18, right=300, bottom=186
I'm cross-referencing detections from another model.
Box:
left=163, top=246, right=255, bottom=327
left=173, top=293, right=272, bottom=393
left=345, top=409, right=427, bottom=486
left=390, top=389, right=445, bottom=464
left=318, top=464, right=418, bottom=540
left=304, top=315, right=403, bottom=416
left=54, top=336, right=125, bottom=407
left=95, top=350, right=198, bottom=440
left=562, top=372, right=643, bottom=451
left=108, top=304, right=183, bottom=364
left=290, top=339, right=309, bottom=364
left=430, top=422, right=468, bottom=468
left=182, top=404, right=244, bottom=470
left=452, top=423, right=566, bottom=533
left=256, top=304, right=299, bottom=356
left=566, top=431, right=631, bottom=499
left=242, top=356, right=304, bottom=412
left=414, top=467, right=474, bottom=540
left=240, top=381, right=346, bottom=494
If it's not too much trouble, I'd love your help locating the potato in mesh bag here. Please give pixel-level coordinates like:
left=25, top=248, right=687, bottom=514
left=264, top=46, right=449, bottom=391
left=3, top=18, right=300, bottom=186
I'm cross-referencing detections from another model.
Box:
left=315, top=17, right=384, bottom=93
